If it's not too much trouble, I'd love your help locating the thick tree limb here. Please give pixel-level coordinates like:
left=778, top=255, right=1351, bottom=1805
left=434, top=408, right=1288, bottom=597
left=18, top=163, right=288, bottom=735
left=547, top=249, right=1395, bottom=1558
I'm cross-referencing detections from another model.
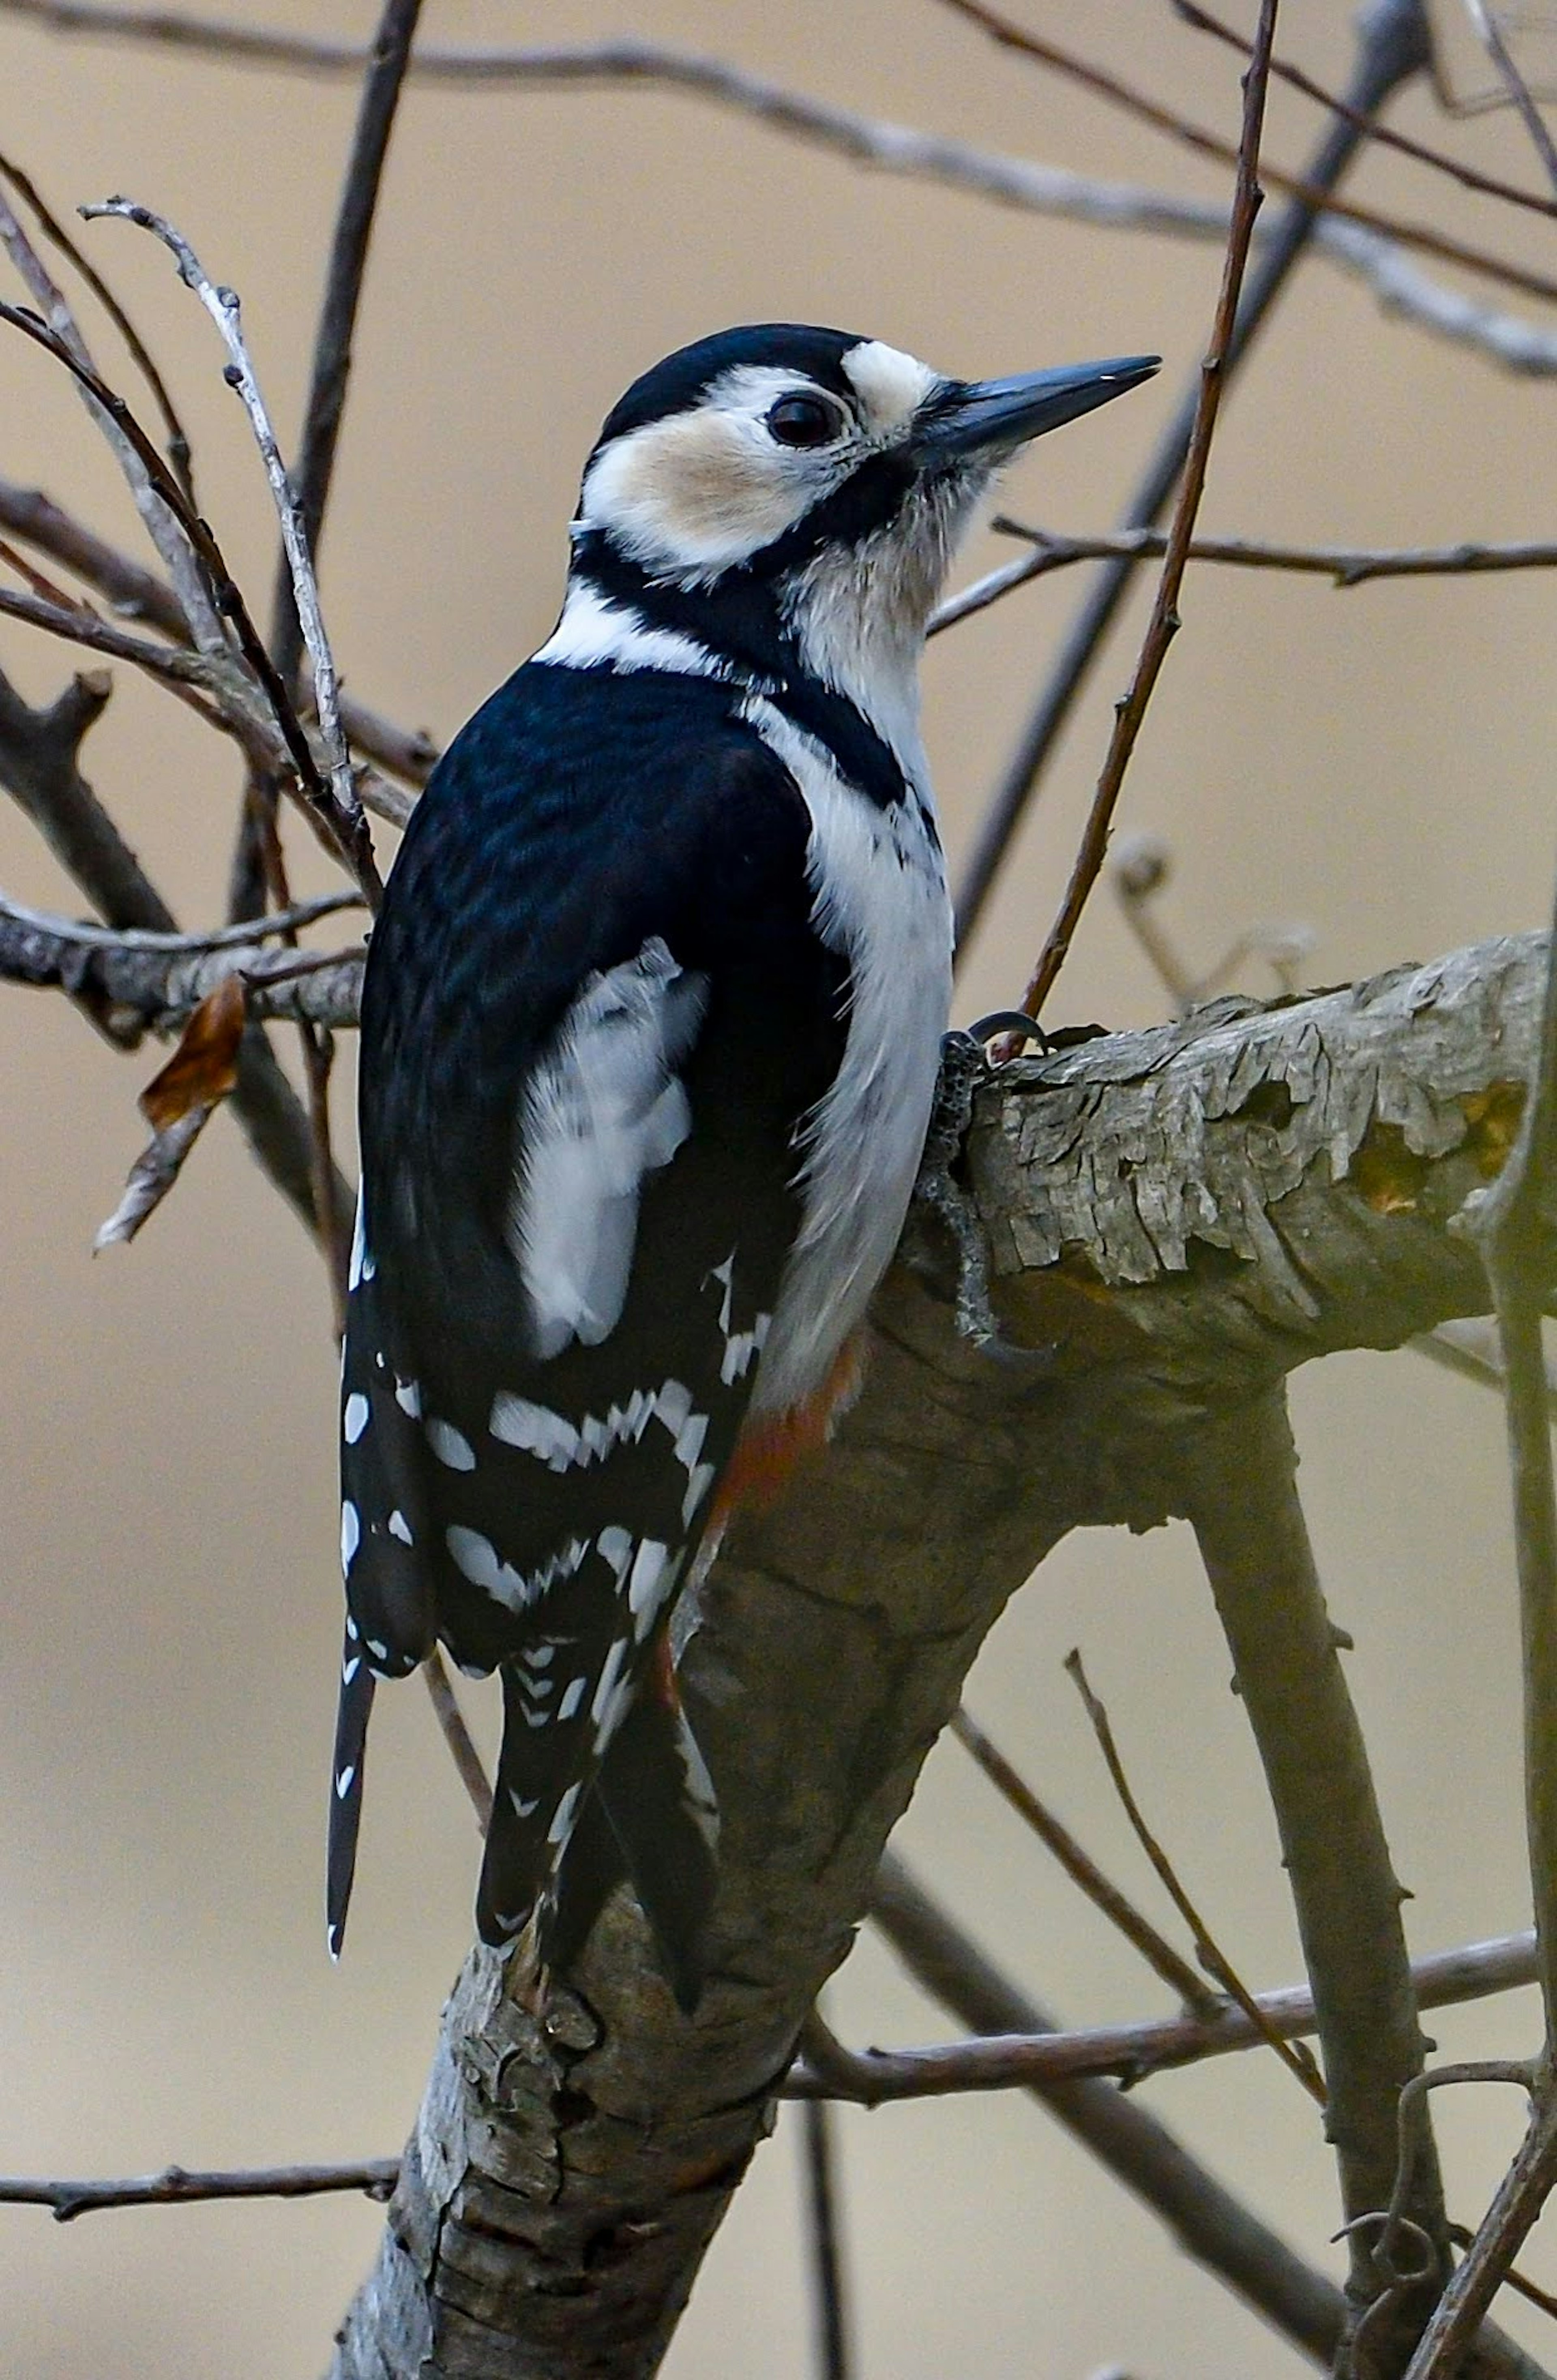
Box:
left=326, top=931, right=1547, bottom=2377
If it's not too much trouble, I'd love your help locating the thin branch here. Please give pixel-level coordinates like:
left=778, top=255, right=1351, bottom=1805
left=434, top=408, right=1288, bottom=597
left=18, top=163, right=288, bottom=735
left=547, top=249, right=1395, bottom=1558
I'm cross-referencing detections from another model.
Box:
left=1403, top=2093, right=1557, bottom=2380
left=1461, top=0, right=1557, bottom=195
left=950, top=1705, right=1218, bottom=2014
left=931, top=523, right=1557, bottom=633
left=0, top=295, right=378, bottom=895
left=866, top=1853, right=1349, bottom=2363
left=954, top=0, right=1433, bottom=947
left=421, top=1652, right=493, bottom=1832
left=0, top=476, right=438, bottom=785
left=0, top=149, right=197, bottom=500
left=0, top=578, right=221, bottom=693
left=1, top=8, right=1551, bottom=379
left=93, top=1100, right=212, bottom=1248
left=799, top=2098, right=853, bottom=2380
left=0, top=886, right=366, bottom=1029
left=1062, top=1651, right=1325, bottom=2099
left=0, top=662, right=339, bottom=1229
left=1185, top=1392, right=1453, bottom=2371
left=0, top=2158, right=399, bottom=2221
left=1411, top=1317, right=1557, bottom=1416
left=80, top=197, right=379, bottom=908
left=1016, top=0, right=1281, bottom=1021
left=0, top=167, right=223, bottom=652
left=1171, top=0, right=1557, bottom=221
left=271, top=0, right=423, bottom=692
left=933, top=0, right=1557, bottom=304
left=784, top=1921, right=1539, bottom=2100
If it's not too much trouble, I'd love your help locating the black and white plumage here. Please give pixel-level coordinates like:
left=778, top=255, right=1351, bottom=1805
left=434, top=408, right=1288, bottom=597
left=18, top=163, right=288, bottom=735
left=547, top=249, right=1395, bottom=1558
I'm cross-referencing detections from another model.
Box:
left=329, top=323, right=1157, bottom=2006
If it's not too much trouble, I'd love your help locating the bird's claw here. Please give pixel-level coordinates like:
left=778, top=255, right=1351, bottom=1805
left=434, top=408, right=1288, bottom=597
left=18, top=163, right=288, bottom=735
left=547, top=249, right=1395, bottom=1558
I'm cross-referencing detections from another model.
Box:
left=914, top=1027, right=1058, bottom=1369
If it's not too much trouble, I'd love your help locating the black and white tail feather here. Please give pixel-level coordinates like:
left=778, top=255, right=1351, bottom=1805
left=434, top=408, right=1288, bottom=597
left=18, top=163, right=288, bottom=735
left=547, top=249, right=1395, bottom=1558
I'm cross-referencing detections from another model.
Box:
left=324, top=322, right=1156, bottom=2008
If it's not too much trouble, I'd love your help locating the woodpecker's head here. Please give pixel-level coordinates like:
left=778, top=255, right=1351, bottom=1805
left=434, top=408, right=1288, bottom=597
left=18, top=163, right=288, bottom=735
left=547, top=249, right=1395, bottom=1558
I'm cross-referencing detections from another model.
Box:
left=567, top=325, right=1156, bottom=694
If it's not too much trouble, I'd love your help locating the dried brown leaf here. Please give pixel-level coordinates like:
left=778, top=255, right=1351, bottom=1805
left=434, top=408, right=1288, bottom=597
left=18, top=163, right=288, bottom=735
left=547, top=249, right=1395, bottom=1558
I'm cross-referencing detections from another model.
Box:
left=138, top=972, right=246, bottom=1131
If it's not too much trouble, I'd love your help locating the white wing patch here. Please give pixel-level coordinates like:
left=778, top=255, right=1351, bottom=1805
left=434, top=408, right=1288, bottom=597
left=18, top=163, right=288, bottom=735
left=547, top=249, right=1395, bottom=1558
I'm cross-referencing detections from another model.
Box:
left=509, top=938, right=708, bottom=1359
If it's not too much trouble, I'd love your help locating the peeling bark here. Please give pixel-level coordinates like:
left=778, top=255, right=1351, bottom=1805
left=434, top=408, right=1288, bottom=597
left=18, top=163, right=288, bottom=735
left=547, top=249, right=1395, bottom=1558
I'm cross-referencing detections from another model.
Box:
left=330, top=934, right=1543, bottom=2379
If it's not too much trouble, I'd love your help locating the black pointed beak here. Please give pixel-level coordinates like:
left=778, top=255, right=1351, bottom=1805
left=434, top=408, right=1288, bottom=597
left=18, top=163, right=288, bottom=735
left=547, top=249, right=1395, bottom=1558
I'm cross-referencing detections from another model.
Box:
left=917, top=353, right=1160, bottom=463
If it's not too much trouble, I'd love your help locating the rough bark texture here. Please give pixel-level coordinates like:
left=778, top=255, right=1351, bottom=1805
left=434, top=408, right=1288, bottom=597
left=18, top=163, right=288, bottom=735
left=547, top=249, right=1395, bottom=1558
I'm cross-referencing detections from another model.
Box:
left=330, top=933, right=1539, bottom=2380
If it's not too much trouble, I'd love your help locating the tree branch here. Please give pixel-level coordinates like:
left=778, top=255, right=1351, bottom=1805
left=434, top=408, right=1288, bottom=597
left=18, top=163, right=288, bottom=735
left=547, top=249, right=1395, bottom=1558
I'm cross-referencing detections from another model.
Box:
left=954, top=0, right=1433, bottom=946
left=1185, top=1397, right=1451, bottom=2371
left=2, top=9, right=1552, bottom=378
left=0, top=663, right=343, bottom=1229
left=324, top=930, right=1548, bottom=2376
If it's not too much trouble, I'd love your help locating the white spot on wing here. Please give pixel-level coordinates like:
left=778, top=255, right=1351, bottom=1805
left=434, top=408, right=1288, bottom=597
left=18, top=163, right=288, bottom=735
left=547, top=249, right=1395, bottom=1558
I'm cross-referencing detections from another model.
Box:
left=343, top=1392, right=369, bottom=1445
left=628, top=1540, right=670, bottom=1622
left=426, top=1418, right=475, bottom=1471
left=335, top=1765, right=356, bottom=1800
left=590, top=1635, right=630, bottom=1731
left=509, top=940, right=708, bottom=1359
left=340, top=1501, right=360, bottom=1572
left=394, top=1377, right=422, bottom=1418
left=347, top=1193, right=367, bottom=1294
left=546, top=1780, right=582, bottom=1847
left=556, top=1675, right=587, bottom=1724
left=388, top=1508, right=413, bottom=1545
left=445, top=1525, right=588, bottom=1614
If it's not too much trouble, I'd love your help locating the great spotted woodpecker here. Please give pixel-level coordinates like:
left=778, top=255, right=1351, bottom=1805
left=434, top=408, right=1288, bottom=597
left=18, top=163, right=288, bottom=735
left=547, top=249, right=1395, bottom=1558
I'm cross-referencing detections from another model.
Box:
left=328, top=323, right=1156, bottom=2006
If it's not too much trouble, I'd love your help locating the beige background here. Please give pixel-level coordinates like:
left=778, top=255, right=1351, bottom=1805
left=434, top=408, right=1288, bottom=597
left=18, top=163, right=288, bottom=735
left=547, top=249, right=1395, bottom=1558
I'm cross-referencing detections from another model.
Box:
left=1, top=1, right=1555, bottom=2372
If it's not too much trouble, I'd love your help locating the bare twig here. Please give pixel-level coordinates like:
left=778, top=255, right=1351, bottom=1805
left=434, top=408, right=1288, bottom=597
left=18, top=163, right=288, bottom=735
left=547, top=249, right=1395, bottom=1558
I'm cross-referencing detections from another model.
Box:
left=799, top=2097, right=852, bottom=2380
left=80, top=198, right=378, bottom=908
left=0, top=169, right=223, bottom=650
left=93, top=1101, right=212, bottom=1248
left=0, top=663, right=339, bottom=1228
left=1171, top=0, right=1557, bottom=220
left=1465, top=813, right=1557, bottom=2049
left=1062, top=1651, right=1325, bottom=2099
left=0, top=886, right=366, bottom=1029
left=271, top=0, right=423, bottom=691
left=0, top=476, right=438, bottom=784
left=238, top=0, right=422, bottom=926
left=931, top=523, right=1557, bottom=633
left=866, top=1853, right=1349, bottom=2362
left=1411, top=1317, right=1557, bottom=1416
left=783, top=1921, right=1538, bottom=2100
left=1186, top=1392, right=1453, bottom=2371
left=0, top=2157, right=399, bottom=2220
left=1461, top=0, right=1557, bottom=195
left=1403, top=2092, right=1557, bottom=2380
left=1016, top=0, right=1281, bottom=1021
left=1, top=294, right=380, bottom=895
left=0, top=150, right=197, bottom=499
left=933, top=0, right=1557, bottom=304
left=421, top=1652, right=493, bottom=1832
left=950, top=1705, right=1218, bottom=2014
left=954, top=0, right=1433, bottom=947
left=1, top=11, right=1551, bottom=377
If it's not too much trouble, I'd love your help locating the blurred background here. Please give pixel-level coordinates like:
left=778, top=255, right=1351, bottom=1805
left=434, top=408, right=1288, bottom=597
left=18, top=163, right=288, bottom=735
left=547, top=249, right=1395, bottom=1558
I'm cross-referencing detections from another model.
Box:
left=0, top=1, right=1554, bottom=2371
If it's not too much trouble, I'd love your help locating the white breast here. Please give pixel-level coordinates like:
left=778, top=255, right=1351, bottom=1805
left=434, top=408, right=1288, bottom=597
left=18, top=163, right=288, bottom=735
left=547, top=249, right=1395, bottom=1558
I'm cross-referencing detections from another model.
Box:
left=741, top=698, right=953, bottom=1417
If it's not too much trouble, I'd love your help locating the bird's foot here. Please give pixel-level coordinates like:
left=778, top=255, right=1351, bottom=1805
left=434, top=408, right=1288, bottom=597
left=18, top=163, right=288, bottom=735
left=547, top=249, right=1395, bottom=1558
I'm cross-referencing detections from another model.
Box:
left=914, top=1022, right=1057, bottom=1368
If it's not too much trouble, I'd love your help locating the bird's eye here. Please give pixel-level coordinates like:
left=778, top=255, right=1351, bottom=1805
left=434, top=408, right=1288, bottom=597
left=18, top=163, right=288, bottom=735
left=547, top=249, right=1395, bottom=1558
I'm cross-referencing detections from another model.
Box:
left=767, top=393, right=843, bottom=448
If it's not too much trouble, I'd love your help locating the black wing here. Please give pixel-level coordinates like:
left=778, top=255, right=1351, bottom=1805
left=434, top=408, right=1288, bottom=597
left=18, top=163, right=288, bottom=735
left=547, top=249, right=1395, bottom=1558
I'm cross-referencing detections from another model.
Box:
left=330, top=662, right=846, bottom=1990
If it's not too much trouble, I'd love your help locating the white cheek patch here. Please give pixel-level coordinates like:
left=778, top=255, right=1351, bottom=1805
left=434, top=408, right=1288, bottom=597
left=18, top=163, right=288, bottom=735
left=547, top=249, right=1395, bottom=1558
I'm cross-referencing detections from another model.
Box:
left=582, top=409, right=811, bottom=575
left=841, top=340, right=941, bottom=437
